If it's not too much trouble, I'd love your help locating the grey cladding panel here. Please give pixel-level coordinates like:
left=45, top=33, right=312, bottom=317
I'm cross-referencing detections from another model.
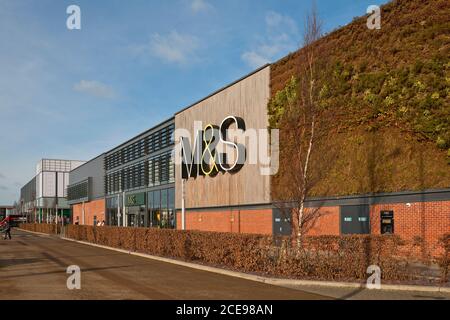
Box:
left=69, top=154, right=105, bottom=199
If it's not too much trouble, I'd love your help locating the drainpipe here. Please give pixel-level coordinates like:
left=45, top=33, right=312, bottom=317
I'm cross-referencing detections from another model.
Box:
left=238, top=210, right=241, bottom=234
left=55, top=203, right=58, bottom=234
left=82, top=201, right=85, bottom=225
left=61, top=205, right=64, bottom=235
left=117, top=193, right=121, bottom=227
left=181, top=178, right=186, bottom=230
left=123, top=191, right=126, bottom=227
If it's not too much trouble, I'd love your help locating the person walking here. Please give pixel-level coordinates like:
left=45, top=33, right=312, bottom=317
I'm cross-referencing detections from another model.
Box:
left=3, top=218, right=11, bottom=240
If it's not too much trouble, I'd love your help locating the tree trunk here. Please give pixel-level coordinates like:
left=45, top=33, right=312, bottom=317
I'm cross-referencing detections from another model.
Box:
left=297, top=115, right=315, bottom=248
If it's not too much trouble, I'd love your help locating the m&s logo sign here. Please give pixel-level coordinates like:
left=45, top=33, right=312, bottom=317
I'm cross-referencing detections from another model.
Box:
left=127, top=195, right=137, bottom=206
left=180, top=116, right=246, bottom=179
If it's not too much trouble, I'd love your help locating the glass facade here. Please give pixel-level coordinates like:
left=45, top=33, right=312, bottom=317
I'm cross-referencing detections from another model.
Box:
left=106, top=196, right=122, bottom=226
left=105, top=151, right=174, bottom=194
left=104, top=123, right=174, bottom=172
left=147, top=188, right=175, bottom=229
left=106, top=187, right=175, bottom=229
left=105, top=123, right=175, bottom=196
left=104, top=120, right=175, bottom=229
left=67, top=179, right=89, bottom=203
left=38, top=159, right=72, bottom=173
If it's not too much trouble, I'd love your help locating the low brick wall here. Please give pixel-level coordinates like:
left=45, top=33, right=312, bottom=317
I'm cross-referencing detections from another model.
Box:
left=19, top=224, right=449, bottom=285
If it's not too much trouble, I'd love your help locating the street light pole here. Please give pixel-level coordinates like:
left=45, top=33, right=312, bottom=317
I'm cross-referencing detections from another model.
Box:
left=55, top=203, right=58, bottom=235
left=117, top=193, right=121, bottom=227
left=60, top=204, right=64, bottom=235
left=181, top=178, right=186, bottom=230
left=82, top=201, right=85, bottom=225
left=122, top=191, right=126, bottom=227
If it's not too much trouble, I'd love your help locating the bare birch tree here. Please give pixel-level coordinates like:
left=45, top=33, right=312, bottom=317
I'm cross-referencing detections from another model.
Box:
left=276, top=5, right=322, bottom=249
left=269, top=3, right=333, bottom=248
left=294, top=4, right=323, bottom=246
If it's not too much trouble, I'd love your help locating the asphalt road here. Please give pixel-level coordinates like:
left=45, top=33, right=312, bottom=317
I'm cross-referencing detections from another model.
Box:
left=0, top=229, right=329, bottom=300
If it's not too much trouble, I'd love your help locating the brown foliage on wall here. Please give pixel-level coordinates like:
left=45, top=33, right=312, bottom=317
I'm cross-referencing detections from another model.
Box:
left=270, top=0, right=450, bottom=198
left=19, top=223, right=448, bottom=285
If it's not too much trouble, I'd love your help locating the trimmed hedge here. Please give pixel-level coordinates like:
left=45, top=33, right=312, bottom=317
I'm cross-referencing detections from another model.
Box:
left=19, top=224, right=448, bottom=284
left=438, top=234, right=450, bottom=284
left=19, top=223, right=60, bottom=235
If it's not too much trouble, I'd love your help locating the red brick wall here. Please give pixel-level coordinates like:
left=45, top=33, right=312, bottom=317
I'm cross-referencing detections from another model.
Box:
left=72, top=199, right=106, bottom=226
left=302, top=202, right=449, bottom=256
left=306, top=207, right=340, bottom=236
left=176, top=209, right=273, bottom=235
left=176, top=201, right=449, bottom=256
left=371, top=201, right=450, bottom=254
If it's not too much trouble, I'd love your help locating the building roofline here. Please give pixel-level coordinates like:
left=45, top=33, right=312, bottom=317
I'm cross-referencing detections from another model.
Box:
left=26, top=65, right=272, bottom=178
left=39, top=158, right=86, bottom=163
left=174, top=64, right=271, bottom=116
left=70, top=117, right=176, bottom=173
left=69, top=153, right=106, bottom=174
left=105, top=117, right=175, bottom=155
left=20, top=176, right=36, bottom=191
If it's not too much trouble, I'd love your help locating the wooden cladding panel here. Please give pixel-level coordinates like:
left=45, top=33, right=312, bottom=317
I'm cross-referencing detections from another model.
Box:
left=175, top=66, right=271, bottom=209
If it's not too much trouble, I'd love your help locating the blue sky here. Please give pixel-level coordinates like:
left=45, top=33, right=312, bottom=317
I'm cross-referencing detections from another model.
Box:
left=0, top=0, right=389, bottom=204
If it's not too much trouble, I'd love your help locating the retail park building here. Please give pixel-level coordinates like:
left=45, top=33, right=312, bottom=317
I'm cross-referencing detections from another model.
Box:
left=20, top=64, right=449, bottom=250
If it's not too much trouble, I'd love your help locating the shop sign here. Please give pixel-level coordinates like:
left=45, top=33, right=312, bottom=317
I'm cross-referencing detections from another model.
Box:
left=126, top=193, right=145, bottom=207
left=180, top=116, right=246, bottom=179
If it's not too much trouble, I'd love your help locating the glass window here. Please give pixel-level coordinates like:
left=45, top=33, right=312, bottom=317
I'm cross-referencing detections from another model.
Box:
left=147, top=191, right=154, bottom=209
left=153, top=190, right=161, bottom=210
left=168, top=188, right=175, bottom=209
left=161, top=189, right=168, bottom=209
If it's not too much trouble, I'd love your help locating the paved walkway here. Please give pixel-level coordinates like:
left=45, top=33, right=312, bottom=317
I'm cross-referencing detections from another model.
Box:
left=0, top=230, right=328, bottom=300
left=281, top=283, right=449, bottom=300
left=2, top=230, right=448, bottom=300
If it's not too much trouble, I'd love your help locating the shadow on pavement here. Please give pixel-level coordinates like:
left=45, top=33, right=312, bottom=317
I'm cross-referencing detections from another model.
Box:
left=0, top=258, right=44, bottom=268
left=1, top=264, right=136, bottom=281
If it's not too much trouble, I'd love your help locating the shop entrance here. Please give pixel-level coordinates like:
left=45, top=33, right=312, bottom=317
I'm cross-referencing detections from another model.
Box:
left=125, top=193, right=146, bottom=227
left=126, top=206, right=146, bottom=227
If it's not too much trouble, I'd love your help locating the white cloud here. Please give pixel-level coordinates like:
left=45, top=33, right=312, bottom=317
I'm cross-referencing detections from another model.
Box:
left=242, top=11, right=299, bottom=68
left=73, top=80, right=116, bottom=99
left=190, top=0, right=212, bottom=13
left=241, top=52, right=271, bottom=69
left=149, top=31, right=200, bottom=65
left=265, top=11, right=298, bottom=34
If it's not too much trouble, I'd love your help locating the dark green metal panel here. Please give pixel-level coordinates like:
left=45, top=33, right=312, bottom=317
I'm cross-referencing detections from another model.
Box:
left=126, top=192, right=146, bottom=207
left=340, top=205, right=370, bottom=235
